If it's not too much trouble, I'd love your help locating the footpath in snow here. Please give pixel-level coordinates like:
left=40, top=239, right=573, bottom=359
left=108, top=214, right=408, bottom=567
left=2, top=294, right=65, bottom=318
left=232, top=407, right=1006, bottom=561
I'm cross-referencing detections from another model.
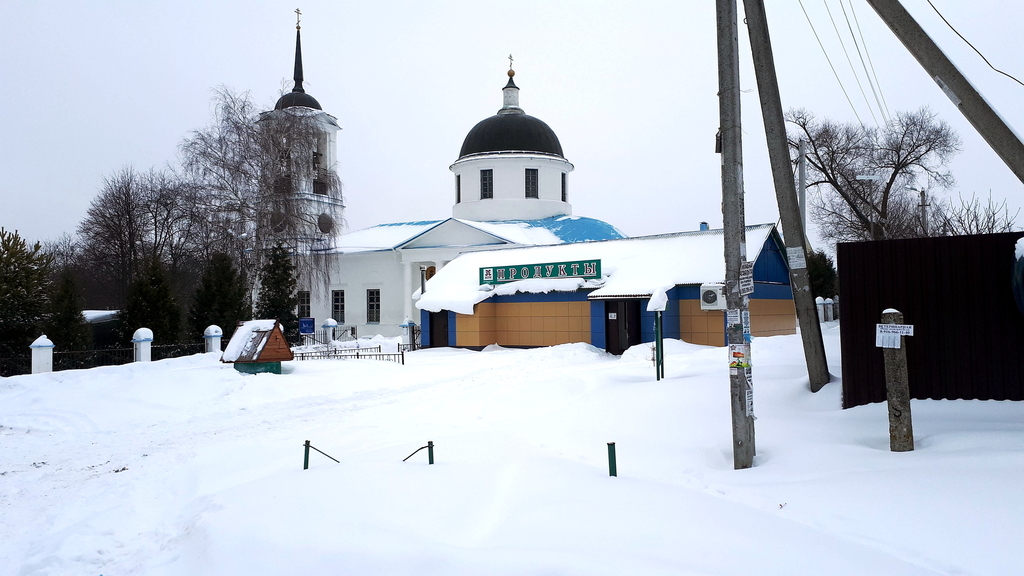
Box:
left=1, top=324, right=1022, bottom=575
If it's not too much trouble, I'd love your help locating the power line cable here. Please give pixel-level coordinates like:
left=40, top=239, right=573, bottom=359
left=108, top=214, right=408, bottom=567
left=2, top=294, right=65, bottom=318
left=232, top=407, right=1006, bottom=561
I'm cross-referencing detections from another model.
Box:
left=798, top=0, right=865, bottom=126
left=926, top=0, right=1024, bottom=89
left=848, top=0, right=891, bottom=119
left=822, top=0, right=879, bottom=126
left=840, top=0, right=889, bottom=122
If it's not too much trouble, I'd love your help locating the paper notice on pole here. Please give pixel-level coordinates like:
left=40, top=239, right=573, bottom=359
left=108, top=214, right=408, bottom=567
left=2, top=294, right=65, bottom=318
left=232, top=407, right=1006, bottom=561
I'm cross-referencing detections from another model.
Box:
left=739, top=261, right=754, bottom=295
left=727, top=309, right=741, bottom=327
left=742, top=310, right=751, bottom=336
left=745, top=389, right=754, bottom=417
left=729, top=344, right=751, bottom=369
left=786, top=247, right=807, bottom=270
left=875, top=324, right=914, bottom=348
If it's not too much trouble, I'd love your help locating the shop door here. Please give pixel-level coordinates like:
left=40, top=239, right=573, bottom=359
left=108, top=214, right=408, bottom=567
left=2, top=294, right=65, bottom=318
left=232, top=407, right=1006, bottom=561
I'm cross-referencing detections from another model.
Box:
left=604, top=300, right=642, bottom=355
left=429, top=311, right=449, bottom=347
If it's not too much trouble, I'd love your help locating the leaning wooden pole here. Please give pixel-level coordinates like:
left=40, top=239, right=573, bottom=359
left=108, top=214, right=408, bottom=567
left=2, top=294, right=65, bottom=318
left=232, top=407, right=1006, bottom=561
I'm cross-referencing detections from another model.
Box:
left=718, top=0, right=755, bottom=469
left=742, top=0, right=831, bottom=392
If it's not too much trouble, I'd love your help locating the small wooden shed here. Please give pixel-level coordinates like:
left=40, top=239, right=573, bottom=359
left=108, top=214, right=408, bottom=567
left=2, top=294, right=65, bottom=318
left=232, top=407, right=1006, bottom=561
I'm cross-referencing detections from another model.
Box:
left=221, top=319, right=294, bottom=374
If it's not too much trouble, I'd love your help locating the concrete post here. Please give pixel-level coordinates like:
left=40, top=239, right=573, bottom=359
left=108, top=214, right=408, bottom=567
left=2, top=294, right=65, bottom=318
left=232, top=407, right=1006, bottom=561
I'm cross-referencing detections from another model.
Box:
left=30, top=335, right=54, bottom=374
left=204, top=325, right=223, bottom=353
left=816, top=296, right=825, bottom=321
left=321, top=318, right=338, bottom=342
left=882, top=309, right=914, bottom=452
left=825, top=298, right=835, bottom=322
left=132, top=328, right=153, bottom=362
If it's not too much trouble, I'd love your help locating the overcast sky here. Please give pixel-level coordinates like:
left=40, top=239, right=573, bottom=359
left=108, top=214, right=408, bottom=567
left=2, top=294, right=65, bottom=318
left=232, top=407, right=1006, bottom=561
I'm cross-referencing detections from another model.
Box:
left=1, top=0, right=1021, bottom=250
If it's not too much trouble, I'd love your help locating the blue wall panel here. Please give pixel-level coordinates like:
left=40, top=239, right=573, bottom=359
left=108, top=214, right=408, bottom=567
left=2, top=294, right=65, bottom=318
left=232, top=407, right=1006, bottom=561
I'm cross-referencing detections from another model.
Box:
left=590, top=300, right=606, bottom=350
left=448, top=311, right=457, bottom=347
left=420, top=309, right=430, bottom=347
left=754, top=234, right=791, bottom=284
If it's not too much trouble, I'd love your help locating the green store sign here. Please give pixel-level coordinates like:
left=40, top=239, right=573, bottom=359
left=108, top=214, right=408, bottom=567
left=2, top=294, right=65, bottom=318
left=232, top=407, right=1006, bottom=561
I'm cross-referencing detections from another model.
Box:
left=479, top=259, right=602, bottom=285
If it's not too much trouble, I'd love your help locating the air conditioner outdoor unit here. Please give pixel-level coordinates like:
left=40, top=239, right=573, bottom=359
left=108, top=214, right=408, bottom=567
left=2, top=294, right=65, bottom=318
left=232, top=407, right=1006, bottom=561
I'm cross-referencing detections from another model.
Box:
left=699, top=283, right=727, bottom=311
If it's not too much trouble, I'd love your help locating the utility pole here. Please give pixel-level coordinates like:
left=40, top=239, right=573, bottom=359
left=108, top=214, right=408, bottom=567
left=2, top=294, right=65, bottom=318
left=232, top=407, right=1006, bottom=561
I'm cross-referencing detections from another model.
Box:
left=742, top=0, right=831, bottom=392
left=919, top=188, right=929, bottom=236
left=798, top=139, right=808, bottom=247
left=717, top=0, right=755, bottom=470
left=866, top=0, right=1024, bottom=185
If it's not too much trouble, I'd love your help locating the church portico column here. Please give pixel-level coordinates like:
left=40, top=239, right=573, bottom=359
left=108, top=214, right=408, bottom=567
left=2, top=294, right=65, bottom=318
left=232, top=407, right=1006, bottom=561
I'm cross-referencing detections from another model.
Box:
left=403, top=261, right=413, bottom=324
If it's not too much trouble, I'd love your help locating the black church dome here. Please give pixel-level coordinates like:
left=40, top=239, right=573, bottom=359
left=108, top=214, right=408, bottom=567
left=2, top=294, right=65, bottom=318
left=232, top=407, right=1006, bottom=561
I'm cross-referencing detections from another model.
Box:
left=459, top=114, right=564, bottom=159
left=274, top=91, right=322, bottom=111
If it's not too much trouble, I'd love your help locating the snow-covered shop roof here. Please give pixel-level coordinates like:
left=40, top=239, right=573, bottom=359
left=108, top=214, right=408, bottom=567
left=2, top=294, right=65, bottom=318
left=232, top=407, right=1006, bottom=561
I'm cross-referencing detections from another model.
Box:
left=328, top=216, right=624, bottom=254
left=416, top=223, right=780, bottom=314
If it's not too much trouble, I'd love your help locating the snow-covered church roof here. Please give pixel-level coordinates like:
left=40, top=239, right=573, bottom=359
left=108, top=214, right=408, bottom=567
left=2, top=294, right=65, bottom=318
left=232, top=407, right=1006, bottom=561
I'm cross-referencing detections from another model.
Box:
left=326, top=216, right=625, bottom=254
left=416, top=223, right=782, bottom=314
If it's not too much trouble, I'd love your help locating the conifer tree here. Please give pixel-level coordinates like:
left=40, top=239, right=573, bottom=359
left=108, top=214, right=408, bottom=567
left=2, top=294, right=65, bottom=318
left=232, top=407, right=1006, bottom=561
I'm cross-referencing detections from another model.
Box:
left=0, top=228, right=52, bottom=355
left=807, top=250, right=838, bottom=299
left=118, top=259, right=182, bottom=343
left=190, top=253, right=250, bottom=338
left=254, top=244, right=298, bottom=338
left=43, top=270, right=92, bottom=350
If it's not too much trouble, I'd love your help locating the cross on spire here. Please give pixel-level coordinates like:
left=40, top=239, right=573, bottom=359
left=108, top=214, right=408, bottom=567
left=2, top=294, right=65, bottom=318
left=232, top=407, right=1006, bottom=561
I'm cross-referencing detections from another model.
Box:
left=295, top=8, right=301, bottom=28
left=508, top=54, right=514, bottom=70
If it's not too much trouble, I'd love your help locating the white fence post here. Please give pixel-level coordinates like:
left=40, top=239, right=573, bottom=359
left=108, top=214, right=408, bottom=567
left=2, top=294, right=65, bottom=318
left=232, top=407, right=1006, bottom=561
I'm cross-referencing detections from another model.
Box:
left=132, top=328, right=153, bottom=362
left=204, top=325, right=223, bottom=353
left=322, top=318, right=338, bottom=342
left=30, top=335, right=54, bottom=374
left=815, top=296, right=825, bottom=322
left=824, top=298, right=835, bottom=322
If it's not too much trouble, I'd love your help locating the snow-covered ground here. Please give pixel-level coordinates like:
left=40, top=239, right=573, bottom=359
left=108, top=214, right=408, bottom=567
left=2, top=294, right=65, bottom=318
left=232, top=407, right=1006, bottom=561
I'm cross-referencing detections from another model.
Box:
left=2, top=324, right=1021, bottom=575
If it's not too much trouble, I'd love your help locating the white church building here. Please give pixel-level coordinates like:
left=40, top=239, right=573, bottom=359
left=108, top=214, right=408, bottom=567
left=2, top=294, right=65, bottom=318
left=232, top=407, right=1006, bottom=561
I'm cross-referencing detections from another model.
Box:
left=277, top=33, right=624, bottom=340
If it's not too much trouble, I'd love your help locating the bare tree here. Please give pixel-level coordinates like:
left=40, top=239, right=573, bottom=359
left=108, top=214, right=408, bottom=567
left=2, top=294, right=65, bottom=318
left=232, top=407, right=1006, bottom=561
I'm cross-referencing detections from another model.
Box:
left=788, top=107, right=961, bottom=242
left=933, top=193, right=1019, bottom=235
left=77, top=166, right=149, bottom=307
left=179, top=87, right=343, bottom=295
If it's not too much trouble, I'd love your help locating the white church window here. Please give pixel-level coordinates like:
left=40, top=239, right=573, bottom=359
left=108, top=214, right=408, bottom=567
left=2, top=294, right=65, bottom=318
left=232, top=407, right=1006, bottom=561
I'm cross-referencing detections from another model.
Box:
left=367, top=289, right=381, bottom=324
left=332, top=290, right=345, bottom=323
left=525, top=169, right=539, bottom=198
left=480, top=169, right=493, bottom=199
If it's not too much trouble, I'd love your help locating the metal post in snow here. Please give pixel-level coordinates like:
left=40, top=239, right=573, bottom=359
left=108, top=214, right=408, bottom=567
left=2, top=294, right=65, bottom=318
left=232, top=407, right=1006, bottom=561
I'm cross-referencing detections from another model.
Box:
left=655, top=311, right=664, bottom=381
left=427, top=441, right=434, bottom=465
left=607, top=442, right=617, bottom=477
left=304, top=440, right=311, bottom=470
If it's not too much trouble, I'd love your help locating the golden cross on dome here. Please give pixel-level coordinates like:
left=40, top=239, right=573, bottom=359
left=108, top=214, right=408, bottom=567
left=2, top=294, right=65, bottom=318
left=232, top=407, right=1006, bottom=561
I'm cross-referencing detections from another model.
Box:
left=508, top=54, right=514, bottom=70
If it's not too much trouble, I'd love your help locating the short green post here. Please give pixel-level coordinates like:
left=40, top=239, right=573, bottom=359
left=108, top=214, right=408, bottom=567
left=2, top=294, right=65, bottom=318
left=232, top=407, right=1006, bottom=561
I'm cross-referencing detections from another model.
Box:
left=427, top=441, right=434, bottom=465
left=607, top=442, right=617, bottom=477
left=303, top=440, right=310, bottom=470
left=655, top=311, right=665, bottom=380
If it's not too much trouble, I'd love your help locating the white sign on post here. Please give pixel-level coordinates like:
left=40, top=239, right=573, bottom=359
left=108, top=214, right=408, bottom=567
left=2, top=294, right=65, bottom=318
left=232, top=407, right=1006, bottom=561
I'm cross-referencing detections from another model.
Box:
left=875, top=324, right=914, bottom=348
left=739, top=261, right=755, bottom=295
left=786, top=247, right=807, bottom=270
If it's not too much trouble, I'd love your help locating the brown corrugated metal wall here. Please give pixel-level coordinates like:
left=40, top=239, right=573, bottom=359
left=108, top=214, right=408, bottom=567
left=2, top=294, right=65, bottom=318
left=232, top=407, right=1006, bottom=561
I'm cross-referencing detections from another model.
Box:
left=837, top=232, right=1024, bottom=408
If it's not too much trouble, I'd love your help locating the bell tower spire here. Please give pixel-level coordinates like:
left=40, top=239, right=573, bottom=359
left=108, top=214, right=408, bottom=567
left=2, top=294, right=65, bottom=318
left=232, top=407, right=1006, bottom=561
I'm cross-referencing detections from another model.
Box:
left=291, top=9, right=305, bottom=94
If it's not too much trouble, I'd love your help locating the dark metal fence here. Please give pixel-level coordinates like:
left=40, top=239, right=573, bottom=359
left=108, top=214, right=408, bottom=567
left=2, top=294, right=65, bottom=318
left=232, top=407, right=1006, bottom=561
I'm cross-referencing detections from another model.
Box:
left=837, top=232, right=1024, bottom=408
left=1, top=342, right=208, bottom=377
left=0, top=354, right=31, bottom=378
left=53, top=347, right=133, bottom=371
left=151, top=343, right=206, bottom=361
left=292, top=346, right=404, bottom=365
